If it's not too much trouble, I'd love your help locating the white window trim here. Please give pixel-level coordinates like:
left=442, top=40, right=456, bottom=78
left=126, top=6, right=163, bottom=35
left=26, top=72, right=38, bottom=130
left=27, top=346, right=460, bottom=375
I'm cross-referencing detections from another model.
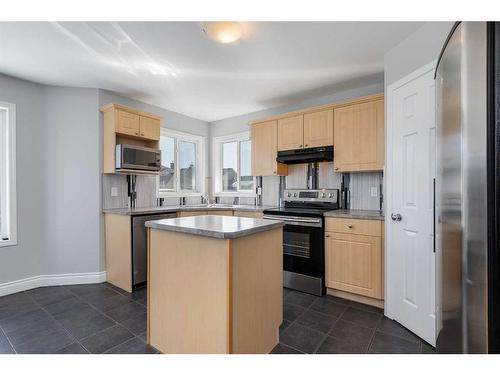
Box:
left=157, top=128, right=205, bottom=198
left=0, top=101, right=16, bottom=248
left=212, top=131, right=256, bottom=197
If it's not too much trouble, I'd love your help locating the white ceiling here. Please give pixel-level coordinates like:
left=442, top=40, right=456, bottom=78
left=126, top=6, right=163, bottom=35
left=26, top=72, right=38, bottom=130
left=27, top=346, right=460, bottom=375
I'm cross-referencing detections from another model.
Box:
left=0, top=22, right=423, bottom=122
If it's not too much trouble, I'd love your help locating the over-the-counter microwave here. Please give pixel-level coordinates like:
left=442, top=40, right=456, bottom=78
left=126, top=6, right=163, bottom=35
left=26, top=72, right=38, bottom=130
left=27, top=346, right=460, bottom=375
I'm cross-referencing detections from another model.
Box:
left=115, top=144, right=161, bottom=172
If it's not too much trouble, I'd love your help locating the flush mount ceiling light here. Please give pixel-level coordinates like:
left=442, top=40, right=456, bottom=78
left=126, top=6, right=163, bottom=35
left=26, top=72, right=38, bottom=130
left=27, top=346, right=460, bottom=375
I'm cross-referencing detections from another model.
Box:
left=202, top=22, right=243, bottom=44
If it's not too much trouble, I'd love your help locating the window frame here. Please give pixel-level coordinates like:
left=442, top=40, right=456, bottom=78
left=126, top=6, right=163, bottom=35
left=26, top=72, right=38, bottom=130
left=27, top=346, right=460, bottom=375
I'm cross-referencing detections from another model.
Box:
left=0, top=101, right=17, bottom=248
left=157, top=128, right=205, bottom=198
left=212, top=131, right=256, bottom=197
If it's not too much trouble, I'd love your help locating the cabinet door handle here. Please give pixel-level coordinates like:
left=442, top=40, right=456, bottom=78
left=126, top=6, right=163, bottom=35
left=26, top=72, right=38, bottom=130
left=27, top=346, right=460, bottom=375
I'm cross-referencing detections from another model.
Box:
left=347, top=224, right=353, bottom=228
left=325, top=234, right=330, bottom=237
left=304, top=144, right=308, bottom=147
left=273, top=171, right=277, bottom=174
left=135, top=132, right=139, bottom=135
left=334, top=167, right=339, bottom=171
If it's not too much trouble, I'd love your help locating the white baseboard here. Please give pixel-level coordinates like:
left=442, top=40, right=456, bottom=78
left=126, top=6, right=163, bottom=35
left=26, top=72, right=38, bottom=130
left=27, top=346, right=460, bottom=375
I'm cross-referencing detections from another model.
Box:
left=0, top=271, right=107, bottom=297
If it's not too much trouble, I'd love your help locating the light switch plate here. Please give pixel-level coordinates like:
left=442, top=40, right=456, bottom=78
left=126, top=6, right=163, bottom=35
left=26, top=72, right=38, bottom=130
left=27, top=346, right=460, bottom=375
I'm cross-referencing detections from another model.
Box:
left=111, top=187, right=118, bottom=197
left=370, top=186, right=378, bottom=197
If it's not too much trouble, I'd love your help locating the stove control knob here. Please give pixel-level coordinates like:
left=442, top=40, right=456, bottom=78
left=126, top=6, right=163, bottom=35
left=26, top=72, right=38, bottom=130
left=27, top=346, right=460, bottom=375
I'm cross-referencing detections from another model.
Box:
left=287, top=193, right=291, bottom=197
left=328, top=193, right=333, bottom=198
left=321, top=193, right=326, bottom=198
left=293, top=193, right=298, bottom=197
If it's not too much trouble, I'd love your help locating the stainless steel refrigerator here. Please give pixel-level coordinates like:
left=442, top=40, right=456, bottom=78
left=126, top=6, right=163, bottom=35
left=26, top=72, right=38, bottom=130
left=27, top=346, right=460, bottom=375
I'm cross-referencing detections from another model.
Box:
left=435, top=21, right=500, bottom=353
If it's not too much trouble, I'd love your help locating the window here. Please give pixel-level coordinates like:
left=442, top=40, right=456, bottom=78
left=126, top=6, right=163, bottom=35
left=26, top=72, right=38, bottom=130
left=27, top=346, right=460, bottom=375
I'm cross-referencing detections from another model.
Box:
left=158, top=129, right=204, bottom=197
left=213, top=132, right=255, bottom=196
left=0, top=101, right=16, bottom=247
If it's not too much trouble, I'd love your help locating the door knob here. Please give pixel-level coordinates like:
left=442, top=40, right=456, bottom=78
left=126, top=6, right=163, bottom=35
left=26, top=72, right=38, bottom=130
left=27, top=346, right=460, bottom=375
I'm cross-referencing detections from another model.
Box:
left=391, top=213, right=402, bottom=221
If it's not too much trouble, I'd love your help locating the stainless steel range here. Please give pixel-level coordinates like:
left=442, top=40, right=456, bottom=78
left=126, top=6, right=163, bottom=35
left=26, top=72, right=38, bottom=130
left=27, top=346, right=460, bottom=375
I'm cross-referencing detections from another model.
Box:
left=263, top=188, right=339, bottom=296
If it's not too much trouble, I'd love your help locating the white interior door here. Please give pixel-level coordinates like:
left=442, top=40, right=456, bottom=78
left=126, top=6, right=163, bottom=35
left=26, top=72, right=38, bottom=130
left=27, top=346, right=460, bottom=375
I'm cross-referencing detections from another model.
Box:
left=386, top=63, right=436, bottom=346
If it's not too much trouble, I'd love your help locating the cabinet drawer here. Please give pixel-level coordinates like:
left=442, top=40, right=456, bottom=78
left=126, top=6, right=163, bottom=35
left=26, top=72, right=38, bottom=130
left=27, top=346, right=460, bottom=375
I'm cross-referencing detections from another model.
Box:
left=326, top=217, right=381, bottom=237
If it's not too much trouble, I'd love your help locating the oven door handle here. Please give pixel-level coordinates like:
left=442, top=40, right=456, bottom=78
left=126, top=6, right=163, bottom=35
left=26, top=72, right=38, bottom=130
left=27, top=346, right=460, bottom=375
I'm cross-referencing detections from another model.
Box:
left=263, top=215, right=323, bottom=227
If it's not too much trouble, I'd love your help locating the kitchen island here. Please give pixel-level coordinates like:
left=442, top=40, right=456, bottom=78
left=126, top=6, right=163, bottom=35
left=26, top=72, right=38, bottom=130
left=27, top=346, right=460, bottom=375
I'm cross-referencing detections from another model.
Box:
left=145, top=215, right=284, bottom=354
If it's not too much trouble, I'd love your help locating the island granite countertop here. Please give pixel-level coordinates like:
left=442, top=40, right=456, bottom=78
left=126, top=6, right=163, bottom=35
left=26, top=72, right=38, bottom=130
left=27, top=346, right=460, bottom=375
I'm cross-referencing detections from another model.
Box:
left=324, top=209, right=385, bottom=221
left=145, top=214, right=284, bottom=239
left=103, top=204, right=275, bottom=216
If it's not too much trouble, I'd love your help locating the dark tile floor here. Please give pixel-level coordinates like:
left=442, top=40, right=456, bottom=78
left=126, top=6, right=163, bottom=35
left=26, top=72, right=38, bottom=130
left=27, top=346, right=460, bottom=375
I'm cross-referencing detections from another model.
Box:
left=272, top=288, right=436, bottom=354
left=0, top=283, right=155, bottom=354
left=0, top=283, right=436, bottom=354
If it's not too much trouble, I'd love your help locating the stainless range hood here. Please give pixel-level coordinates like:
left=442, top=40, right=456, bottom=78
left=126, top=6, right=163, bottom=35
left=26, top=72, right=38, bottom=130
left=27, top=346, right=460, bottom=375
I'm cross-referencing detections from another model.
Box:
left=276, top=146, right=333, bottom=164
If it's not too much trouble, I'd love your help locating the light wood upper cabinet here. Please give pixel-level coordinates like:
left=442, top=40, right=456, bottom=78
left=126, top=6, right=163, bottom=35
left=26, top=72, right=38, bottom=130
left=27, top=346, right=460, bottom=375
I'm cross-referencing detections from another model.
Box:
left=139, top=116, right=160, bottom=141
left=303, top=109, right=334, bottom=148
left=101, top=103, right=161, bottom=174
left=325, top=231, right=382, bottom=299
left=277, top=115, right=304, bottom=151
left=116, top=110, right=140, bottom=137
left=333, top=99, right=384, bottom=172
left=251, top=120, right=288, bottom=176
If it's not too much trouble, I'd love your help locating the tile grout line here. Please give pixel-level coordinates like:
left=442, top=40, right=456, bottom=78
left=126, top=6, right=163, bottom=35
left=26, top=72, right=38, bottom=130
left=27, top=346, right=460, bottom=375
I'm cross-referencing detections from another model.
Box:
left=62, top=284, right=148, bottom=352
left=283, top=292, right=352, bottom=354
left=312, top=303, right=350, bottom=353
left=0, top=322, right=17, bottom=354
left=23, top=290, right=89, bottom=353
left=365, top=315, right=383, bottom=353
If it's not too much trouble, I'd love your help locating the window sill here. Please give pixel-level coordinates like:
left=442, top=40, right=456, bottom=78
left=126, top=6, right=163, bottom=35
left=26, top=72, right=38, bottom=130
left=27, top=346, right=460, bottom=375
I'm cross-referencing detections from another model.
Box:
left=214, top=192, right=256, bottom=198
left=157, top=192, right=203, bottom=198
left=0, top=239, right=17, bottom=248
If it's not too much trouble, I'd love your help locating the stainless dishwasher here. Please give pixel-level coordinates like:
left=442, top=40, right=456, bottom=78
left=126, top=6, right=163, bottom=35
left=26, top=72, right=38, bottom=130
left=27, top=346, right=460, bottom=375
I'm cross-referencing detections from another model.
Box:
left=132, top=213, right=177, bottom=289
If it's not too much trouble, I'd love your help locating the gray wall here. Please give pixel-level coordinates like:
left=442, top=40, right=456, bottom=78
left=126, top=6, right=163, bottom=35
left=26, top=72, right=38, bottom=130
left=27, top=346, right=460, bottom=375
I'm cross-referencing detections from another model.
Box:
left=384, top=22, right=453, bottom=86
left=209, top=81, right=384, bottom=137
left=42, top=87, right=102, bottom=275
left=0, top=74, right=45, bottom=285
left=0, top=78, right=106, bottom=284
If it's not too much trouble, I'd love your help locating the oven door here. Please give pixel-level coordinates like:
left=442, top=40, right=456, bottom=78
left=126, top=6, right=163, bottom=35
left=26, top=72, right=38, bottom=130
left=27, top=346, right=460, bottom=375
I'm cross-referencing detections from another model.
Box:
left=263, top=215, right=324, bottom=277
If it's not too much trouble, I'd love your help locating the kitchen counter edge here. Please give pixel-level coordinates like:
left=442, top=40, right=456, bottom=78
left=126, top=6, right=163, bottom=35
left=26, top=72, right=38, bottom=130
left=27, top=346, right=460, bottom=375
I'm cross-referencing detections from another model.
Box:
left=102, top=205, right=276, bottom=216
left=324, top=209, right=385, bottom=221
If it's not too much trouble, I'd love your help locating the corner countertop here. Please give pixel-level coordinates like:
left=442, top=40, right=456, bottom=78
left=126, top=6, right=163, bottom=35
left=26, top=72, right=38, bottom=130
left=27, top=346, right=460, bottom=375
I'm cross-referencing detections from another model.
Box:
left=102, top=204, right=276, bottom=216
left=145, top=215, right=284, bottom=239
left=324, top=209, right=385, bottom=221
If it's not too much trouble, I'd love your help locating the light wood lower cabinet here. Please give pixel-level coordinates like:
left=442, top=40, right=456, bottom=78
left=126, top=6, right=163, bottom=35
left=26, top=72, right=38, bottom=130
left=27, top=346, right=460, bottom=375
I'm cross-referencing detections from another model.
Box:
left=177, top=211, right=208, bottom=217
left=325, top=218, right=383, bottom=301
left=233, top=211, right=264, bottom=219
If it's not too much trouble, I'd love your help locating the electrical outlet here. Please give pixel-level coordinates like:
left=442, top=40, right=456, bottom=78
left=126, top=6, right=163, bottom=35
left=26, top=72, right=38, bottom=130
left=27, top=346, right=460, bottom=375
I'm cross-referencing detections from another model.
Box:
left=111, top=187, right=118, bottom=197
left=370, top=186, right=378, bottom=197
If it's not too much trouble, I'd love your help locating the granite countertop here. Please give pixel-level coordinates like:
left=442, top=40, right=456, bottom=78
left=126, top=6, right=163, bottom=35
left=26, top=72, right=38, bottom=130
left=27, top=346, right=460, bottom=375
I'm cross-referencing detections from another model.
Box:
left=103, top=204, right=276, bottom=216
left=145, top=215, right=284, bottom=239
left=324, top=209, right=385, bottom=221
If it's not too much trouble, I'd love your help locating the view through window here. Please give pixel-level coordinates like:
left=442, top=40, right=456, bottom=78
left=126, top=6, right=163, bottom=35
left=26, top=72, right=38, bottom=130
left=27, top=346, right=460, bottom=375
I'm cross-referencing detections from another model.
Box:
left=214, top=132, right=254, bottom=194
left=158, top=130, right=202, bottom=195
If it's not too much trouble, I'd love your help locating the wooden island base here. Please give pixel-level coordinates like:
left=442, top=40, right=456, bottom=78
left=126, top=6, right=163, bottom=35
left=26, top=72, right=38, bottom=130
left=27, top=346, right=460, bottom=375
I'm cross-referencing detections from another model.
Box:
left=147, top=227, right=283, bottom=354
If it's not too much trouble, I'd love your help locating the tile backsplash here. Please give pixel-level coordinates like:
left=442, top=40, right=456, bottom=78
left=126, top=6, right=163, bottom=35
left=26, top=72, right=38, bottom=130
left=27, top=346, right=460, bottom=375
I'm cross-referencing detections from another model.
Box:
left=349, top=171, right=383, bottom=211
left=102, top=165, right=383, bottom=211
